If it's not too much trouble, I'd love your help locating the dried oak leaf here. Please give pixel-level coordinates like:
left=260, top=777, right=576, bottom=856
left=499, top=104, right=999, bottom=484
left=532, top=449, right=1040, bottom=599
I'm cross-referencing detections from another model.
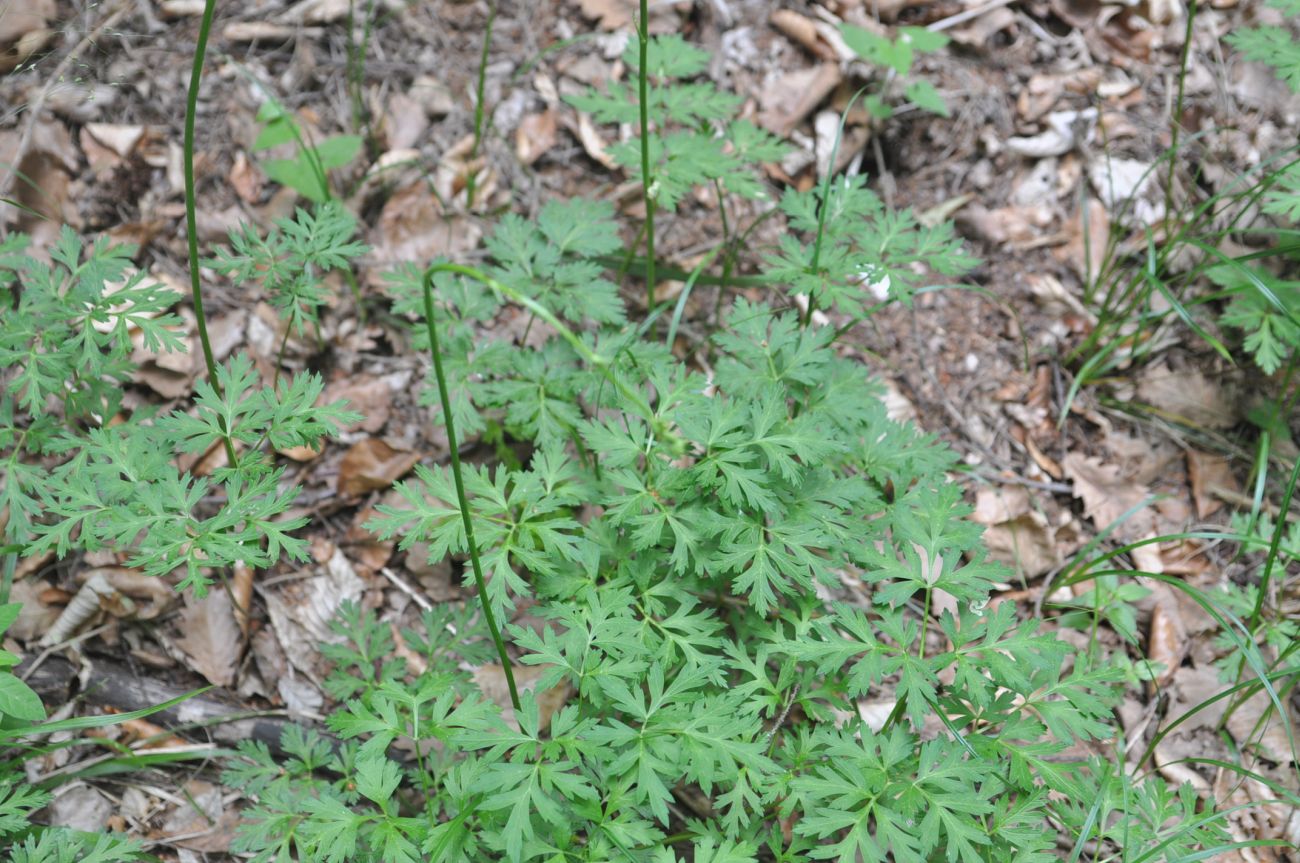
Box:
left=1062, top=451, right=1153, bottom=540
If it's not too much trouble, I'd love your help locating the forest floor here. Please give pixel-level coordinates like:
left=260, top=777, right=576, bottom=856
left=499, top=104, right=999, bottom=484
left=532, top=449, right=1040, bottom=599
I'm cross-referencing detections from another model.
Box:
left=2, top=0, right=1298, bottom=857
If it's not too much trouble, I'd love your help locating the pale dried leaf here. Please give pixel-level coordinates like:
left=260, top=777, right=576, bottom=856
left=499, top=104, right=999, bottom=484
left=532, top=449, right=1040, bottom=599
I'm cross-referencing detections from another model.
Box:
left=1146, top=599, right=1185, bottom=686
left=1136, top=363, right=1239, bottom=429
left=575, top=0, right=635, bottom=29
left=84, top=123, right=145, bottom=159
left=573, top=112, right=616, bottom=169
left=1224, top=688, right=1296, bottom=764
left=261, top=547, right=365, bottom=679
left=516, top=110, right=559, bottom=166
left=176, top=590, right=243, bottom=687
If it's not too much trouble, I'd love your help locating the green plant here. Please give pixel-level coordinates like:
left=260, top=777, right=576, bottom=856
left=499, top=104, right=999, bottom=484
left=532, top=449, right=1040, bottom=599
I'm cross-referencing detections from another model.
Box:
left=253, top=99, right=364, bottom=204
left=568, top=31, right=789, bottom=307
left=1069, top=0, right=1300, bottom=404
left=838, top=24, right=950, bottom=120
left=0, top=598, right=215, bottom=863
left=212, top=143, right=1204, bottom=859
left=0, top=228, right=361, bottom=598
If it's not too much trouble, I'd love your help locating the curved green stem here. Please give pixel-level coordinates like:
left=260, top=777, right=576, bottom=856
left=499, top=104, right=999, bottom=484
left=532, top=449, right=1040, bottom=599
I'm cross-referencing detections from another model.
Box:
left=184, top=0, right=238, bottom=468
left=421, top=265, right=519, bottom=712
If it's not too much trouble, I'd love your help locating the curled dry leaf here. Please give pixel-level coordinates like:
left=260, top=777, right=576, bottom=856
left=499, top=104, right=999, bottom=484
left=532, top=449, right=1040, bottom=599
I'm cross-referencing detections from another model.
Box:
left=571, top=112, right=617, bottom=170
left=1006, top=108, right=1098, bottom=158
left=228, top=151, right=263, bottom=203
left=338, top=438, right=422, bottom=497
left=222, top=21, right=322, bottom=42
left=175, top=589, right=243, bottom=687
left=324, top=370, right=408, bottom=434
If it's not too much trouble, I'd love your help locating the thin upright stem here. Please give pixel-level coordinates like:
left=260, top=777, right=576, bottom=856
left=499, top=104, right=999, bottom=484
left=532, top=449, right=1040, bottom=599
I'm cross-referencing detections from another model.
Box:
left=184, top=0, right=238, bottom=468
left=637, top=0, right=657, bottom=310
left=421, top=266, right=520, bottom=712
left=466, top=1, right=497, bottom=210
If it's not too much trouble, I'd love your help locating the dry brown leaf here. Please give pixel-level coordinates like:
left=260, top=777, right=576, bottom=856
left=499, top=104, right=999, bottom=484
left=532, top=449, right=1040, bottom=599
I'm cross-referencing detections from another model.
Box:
left=84, top=123, right=145, bottom=159
left=972, top=486, right=1031, bottom=525
left=473, top=663, right=570, bottom=731
left=260, top=546, right=365, bottom=682
left=955, top=203, right=1051, bottom=246
left=949, top=7, right=1017, bottom=48
left=516, top=110, right=559, bottom=166
left=1062, top=452, right=1152, bottom=539
left=574, top=0, right=635, bottom=29
left=771, top=9, right=838, bottom=60
left=383, top=92, right=429, bottom=151
left=0, top=121, right=78, bottom=240
left=279, top=0, right=352, bottom=24
left=1224, top=687, right=1296, bottom=764
left=159, top=0, right=207, bottom=16
left=410, top=75, right=455, bottom=118
left=176, top=589, right=243, bottom=687
left=222, top=21, right=321, bottom=41
left=1057, top=198, right=1110, bottom=282
left=231, top=561, right=254, bottom=637
left=1186, top=449, right=1238, bottom=519
left=369, top=182, right=484, bottom=266
left=322, top=373, right=403, bottom=433
left=1136, top=363, right=1239, bottom=429
left=92, top=567, right=175, bottom=619
left=228, top=151, right=263, bottom=203
left=0, top=0, right=55, bottom=72
left=339, top=439, right=421, bottom=497
left=972, top=487, right=1065, bottom=578
left=279, top=442, right=324, bottom=461
left=572, top=112, right=617, bottom=169
left=757, top=64, right=842, bottom=137
left=1146, top=598, right=1185, bottom=686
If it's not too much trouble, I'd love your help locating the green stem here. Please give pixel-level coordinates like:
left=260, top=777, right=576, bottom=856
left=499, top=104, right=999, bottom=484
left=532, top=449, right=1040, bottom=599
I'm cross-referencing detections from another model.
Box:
left=801, top=86, right=870, bottom=329
left=637, top=0, right=657, bottom=310
left=421, top=266, right=519, bottom=712
left=184, top=0, right=238, bottom=469
left=466, top=1, right=497, bottom=210
left=426, top=263, right=664, bottom=430
left=1164, top=0, right=1197, bottom=228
